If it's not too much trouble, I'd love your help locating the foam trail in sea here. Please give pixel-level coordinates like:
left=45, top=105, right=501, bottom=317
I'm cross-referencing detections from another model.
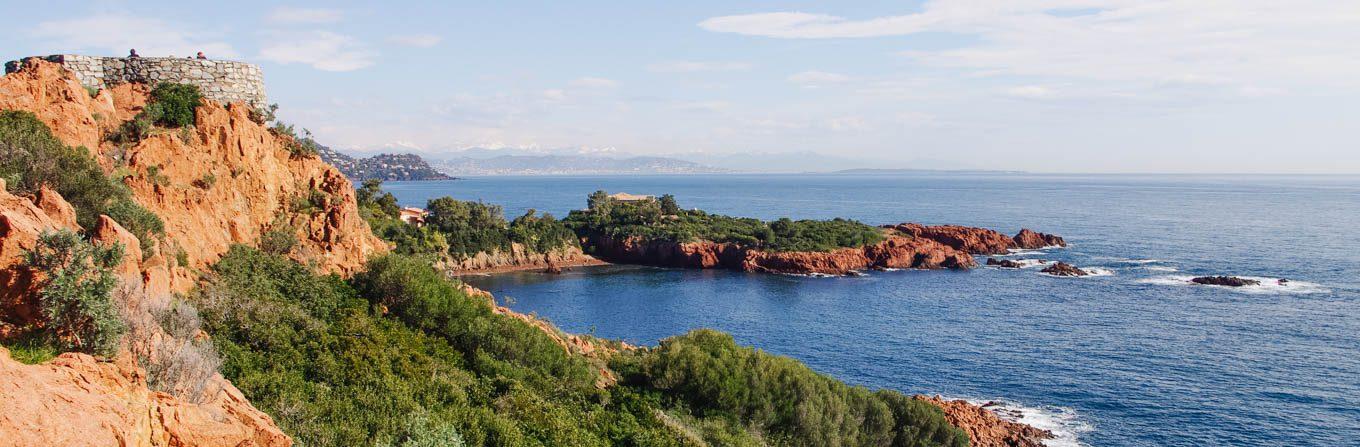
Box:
left=965, top=399, right=1092, bottom=447
left=1137, top=275, right=1330, bottom=294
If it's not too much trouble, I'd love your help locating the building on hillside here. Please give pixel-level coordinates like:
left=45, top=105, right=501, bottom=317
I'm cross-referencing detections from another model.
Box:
left=609, top=192, right=654, bottom=202
left=399, top=207, right=427, bottom=226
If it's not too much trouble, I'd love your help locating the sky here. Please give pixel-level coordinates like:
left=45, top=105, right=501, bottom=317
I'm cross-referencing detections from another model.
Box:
left=5, top=0, right=1360, bottom=173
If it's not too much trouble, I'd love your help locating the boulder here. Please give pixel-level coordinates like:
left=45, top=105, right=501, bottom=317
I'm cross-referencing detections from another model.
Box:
left=985, top=258, right=1023, bottom=268
left=1041, top=262, right=1089, bottom=277
left=1013, top=229, right=1066, bottom=249
left=1191, top=276, right=1261, bottom=287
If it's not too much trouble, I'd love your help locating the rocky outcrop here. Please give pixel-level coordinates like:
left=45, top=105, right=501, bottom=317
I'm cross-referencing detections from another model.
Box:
left=0, top=347, right=289, bottom=447
left=1041, top=262, right=1089, bottom=277
left=889, top=223, right=1066, bottom=254
left=915, top=396, right=1053, bottom=447
left=890, top=223, right=1017, bottom=255
left=0, top=182, right=289, bottom=446
left=1191, top=276, right=1260, bottom=287
left=0, top=59, right=384, bottom=282
left=985, top=258, right=1024, bottom=268
left=584, top=232, right=975, bottom=276
left=440, top=243, right=604, bottom=274
left=1013, top=229, right=1066, bottom=249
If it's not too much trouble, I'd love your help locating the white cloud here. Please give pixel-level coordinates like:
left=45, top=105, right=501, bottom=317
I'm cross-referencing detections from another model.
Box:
left=700, top=1, right=1360, bottom=92
left=541, top=89, right=568, bottom=101
left=673, top=101, right=731, bottom=112
left=267, top=7, right=343, bottom=24
left=823, top=116, right=870, bottom=131
left=387, top=34, right=442, bottom=48
left=569, top=77, right=618, bottom=88
left=787, top=71, right=852, bottom=86
left=29, top=14, right=238, bottom=58
left=648, top=61, right=753, bottom=73
left=1002, top=85, right=1056, bottom=99
left=258, top=31, right=375, bottom=71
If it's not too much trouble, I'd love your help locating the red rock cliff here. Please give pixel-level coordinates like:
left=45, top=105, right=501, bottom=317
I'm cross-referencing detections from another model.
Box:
left=584, top=230, right=976, bottom=276
left=0, top=59, right=384, bottom=284
left=890, top=223, right=1066, bottom=254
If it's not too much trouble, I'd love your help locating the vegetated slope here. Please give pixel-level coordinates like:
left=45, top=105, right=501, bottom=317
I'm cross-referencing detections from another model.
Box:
left=357, top=179, right=596, bottom=273
left=317, top=143, right=452, bottom=181
left=0, top=58, right=1033, bottom=447
left=0, top=59, right=384, bottom=280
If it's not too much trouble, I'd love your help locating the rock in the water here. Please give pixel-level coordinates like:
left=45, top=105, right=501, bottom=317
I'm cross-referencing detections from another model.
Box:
left=1013, top=229, right=1066, bottom=249
left=986, top=258, right=1023, bottom=268
left=1041, top=262, right=1089, bottom=277
left=1191, top=276, right=1260, bottom=287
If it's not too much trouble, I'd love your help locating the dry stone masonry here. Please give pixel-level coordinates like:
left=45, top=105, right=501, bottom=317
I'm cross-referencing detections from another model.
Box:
left=4, top=54, right=267, bottom=108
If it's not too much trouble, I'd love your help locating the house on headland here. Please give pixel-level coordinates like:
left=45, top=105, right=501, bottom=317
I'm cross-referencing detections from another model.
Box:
left=399, top=207, right=427, bottom=226
left=609, top=192, right=654, bottom=202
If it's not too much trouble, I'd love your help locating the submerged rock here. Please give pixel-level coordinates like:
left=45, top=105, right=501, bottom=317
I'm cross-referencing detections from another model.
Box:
left=1041, top=262, right=1089, bottom=277
left=1191, top=276, right=1261, bottom=287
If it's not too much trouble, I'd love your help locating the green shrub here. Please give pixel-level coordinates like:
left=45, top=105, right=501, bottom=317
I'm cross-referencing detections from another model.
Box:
left=0, top=110, right=164, bottom=248
left=259, top=227, right=298, bottom=255
left=147, top=83, right=203, bottom=128
left=193, top=173, right=216, bottom=189
left=196, top=247, right=680, bottom=446
left=1, top=333, right=61, bottom=364
left=566, top=191, right=884, bottom=252
left=629, top=329, right=969, bottom=447
left=23, top=230, right=126, bottom=357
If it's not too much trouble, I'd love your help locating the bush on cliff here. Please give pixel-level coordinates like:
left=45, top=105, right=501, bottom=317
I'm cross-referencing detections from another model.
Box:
left=356, top=180, right=577, bottom=259
left=22, top=230, right=126, bottom=357
left=565, top=191, right=884, bottom=252
left=619, top=329, right=969, bottom=447
left=147, top=82, right=203, bottom=128
left=0, top=110, right=164, bottom=251
left=196, top=247, right=680, bottom=446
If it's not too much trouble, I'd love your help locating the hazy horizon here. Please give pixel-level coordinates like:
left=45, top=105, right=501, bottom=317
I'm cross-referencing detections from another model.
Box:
left=7, top=1, right=1359, bottom=174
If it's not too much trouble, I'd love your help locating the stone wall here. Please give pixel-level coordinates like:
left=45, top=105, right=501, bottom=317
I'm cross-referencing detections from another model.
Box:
left=4, top=54, right=267, bottom=108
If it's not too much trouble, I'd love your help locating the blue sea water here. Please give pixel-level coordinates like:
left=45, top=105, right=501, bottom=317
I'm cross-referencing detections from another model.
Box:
left=383, top=174, right=1360, bottom=446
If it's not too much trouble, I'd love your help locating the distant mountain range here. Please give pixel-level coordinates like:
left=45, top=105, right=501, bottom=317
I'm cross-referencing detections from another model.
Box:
left=317, top=144, right=1004, bottom=178
left=316, top=143, right=452, bottom=181
left=430, top=154, right=726, bottom=176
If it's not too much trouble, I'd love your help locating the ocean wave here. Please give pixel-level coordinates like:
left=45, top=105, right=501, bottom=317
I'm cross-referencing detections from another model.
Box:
left=1080, top=267, right=1116, bottom=277
left=1141, top=266, right=1179, bottom=272
left=965, top=398, right=1092, bottom=447
left=1138, top=275, right=1330, bottom=294
left=996, top=248, right=1049, bottom=257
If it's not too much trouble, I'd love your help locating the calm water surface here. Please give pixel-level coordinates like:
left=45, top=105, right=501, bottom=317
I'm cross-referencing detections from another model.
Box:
left=385, top=174, right=1360, bottom=446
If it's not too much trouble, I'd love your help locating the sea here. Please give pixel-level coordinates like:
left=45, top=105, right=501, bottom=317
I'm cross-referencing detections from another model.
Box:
left=383, top=173, right=1360, bottom=446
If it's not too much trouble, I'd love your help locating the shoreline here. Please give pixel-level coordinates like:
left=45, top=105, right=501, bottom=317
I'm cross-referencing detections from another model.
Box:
left=447, top=255, right=611, bottom=276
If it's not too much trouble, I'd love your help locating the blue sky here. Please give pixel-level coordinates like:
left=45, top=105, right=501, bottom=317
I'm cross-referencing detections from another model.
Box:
left=6, top=0, right=1360, bottom=173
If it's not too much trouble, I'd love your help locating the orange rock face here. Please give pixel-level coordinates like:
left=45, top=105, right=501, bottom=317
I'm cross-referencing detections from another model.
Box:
left=0, top=347, right=290, bottom=447
left=915, top=395, right=1053, bottom=447
left=889, top=223, right=1067, bottom=254
left=0, top=59, right=384, bottom=282
left=0, top=184, right=290, bottom=446
left=584, top=231, right=976, bottom=276
left=1013, top=228, right=1066, bottom=249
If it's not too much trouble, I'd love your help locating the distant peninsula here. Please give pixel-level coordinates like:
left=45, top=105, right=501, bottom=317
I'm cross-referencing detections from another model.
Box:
left=316, top=143, right=452, bottom=181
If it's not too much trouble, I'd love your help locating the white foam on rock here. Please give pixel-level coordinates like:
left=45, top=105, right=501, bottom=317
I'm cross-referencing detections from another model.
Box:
left=964, top=398, right=1093, bottom=447
left=1137, top=275, right=1330, bottom=294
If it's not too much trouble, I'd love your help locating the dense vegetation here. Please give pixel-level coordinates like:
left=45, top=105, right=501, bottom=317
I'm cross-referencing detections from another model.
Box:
left=565, top=191, right=884, bottom=252
left=193, top=245, right=966, bottom=446
left=19, top=230, right=126, bottom=357
left=0, top=110, right=164, bottom=253
left=356, top=179, right=577, bottom=259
